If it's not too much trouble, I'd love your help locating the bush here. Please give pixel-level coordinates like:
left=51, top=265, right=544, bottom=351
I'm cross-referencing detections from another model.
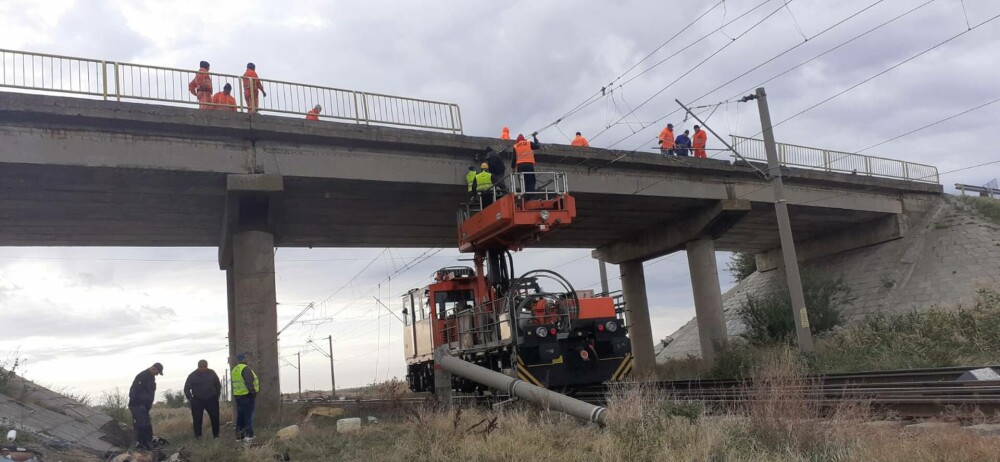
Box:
left=96, top=387, right=132, bottom=425
left=0, top=353, right=24, bottom=392
left=959, top=195, right=1000, bottom=225
left=736, top=272, right=851, bottom=346
left=727, top=252, right=758, bottom=282
left=161, top=389, right=188, bottom=408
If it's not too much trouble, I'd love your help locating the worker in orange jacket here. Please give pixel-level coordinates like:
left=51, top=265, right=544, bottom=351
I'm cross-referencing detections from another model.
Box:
left=241, top=63, right=267, bottom=114
left=692, top=125, right=708, bottom=158
left=570, top=132, right=589, bottom=147
left=658, top=123, right=675, bottom=156
left=500, top=126, right=511, bottom=140
left=210, top=83, right=237, bottom=111
left=306, top=104, right=322, bottom=120
left=512, top=133, right=540, bottom=193
left=188, top=61, right=213, bottom=110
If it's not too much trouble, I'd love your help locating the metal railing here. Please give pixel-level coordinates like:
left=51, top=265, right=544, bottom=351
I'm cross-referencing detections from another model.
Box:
left=0, top=48, right=463, bottom=133
left=730, top=135, right=939, bottom=184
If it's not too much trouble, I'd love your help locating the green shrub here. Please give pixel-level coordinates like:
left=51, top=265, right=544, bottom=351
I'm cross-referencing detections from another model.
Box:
left=727, top=252, right=758, bottom=282
left=161, top=389, right=188, bottom=408
left=96, top=387, right=132, bottom=425
left=736, top=272, right=851, bottom=346
left=958, top=195, right=1000, bottom=225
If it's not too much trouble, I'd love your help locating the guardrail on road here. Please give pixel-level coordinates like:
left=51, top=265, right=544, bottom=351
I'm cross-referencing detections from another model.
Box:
left=731, top=135, right=939, bottom=184
left=0, top=48, right=463, bottom=133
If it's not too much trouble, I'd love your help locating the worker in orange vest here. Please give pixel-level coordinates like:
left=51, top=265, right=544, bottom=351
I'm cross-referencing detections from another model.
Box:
left=692, top=125, right=708, bottom=158
left=500, top=127, right=511, bottom=140
left=511, top=133, right=540, bottom=193
left=188, top=61, right=213, bottom=110
left=306, top=105, right=322, bottom=120
left=210, top=83, right=237, bottom=111
left=570, top=132, right=589, bottom=147
left=658, top=123, right=675, bottom=156
left=241, top=63, right=267, bottom=114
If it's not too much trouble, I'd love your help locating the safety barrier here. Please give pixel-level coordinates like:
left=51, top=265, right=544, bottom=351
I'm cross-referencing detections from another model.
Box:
left=0, top=48, right=463, bottom=133
left=730, top=135, right=939, bottom=184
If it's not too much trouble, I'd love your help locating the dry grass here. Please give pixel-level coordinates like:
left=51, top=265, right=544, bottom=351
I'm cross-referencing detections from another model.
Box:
left=130, top=357, right=1000, bottom=462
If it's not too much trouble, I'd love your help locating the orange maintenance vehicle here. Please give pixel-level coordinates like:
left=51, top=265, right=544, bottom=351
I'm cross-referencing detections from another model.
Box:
left=403, top=171, right=633, bottom=392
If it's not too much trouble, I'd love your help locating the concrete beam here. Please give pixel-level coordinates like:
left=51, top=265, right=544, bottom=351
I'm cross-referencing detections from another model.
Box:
left=219, top=174, right=284, bottom=269
left=756, top=214, right=906, bottom=272
left=592, top=199, right=751, bottom=265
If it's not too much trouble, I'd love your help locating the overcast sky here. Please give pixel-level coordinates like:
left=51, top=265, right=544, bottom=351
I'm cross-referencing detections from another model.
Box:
left=0, top=0, right=998, bottom=399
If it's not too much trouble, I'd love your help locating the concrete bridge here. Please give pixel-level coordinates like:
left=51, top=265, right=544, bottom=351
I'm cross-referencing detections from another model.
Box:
left=0, top=92, right=941, bottom=421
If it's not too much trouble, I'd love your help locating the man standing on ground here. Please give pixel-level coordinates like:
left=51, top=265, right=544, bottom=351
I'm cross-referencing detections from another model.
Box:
left=692, top=125, right=708, bottom=159
left=184, top=360, right=222, bottom=439
left=511, top=133, right=540, bottom=193
left=188, top=61, right=213, bottom=110
left=128, top=362, right=163, bottom=451
left=211, top=83, right=237, bottom=111
left=241, top=63, right=267, bottom=114
left=571, top=132, right=590, bottom=147
left=674, top=130, right=691, bottom=156
left=658, top=123, right=675, bottom=156
left=231, top=353, right=259, bottom=443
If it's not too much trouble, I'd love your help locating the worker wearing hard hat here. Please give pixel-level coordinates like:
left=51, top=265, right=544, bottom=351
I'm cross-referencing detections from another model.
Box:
left=571, top=132, right=589, bottom=147
left=658, top=124, right=675, bottom=156
left=306, top=104, right=322, bottom=121
left=241, top=63, right=267, bottom=114
left=472, top=162, right=494, bottom=206
left=692, top=125, right=708, bottom=158
left=211, top=83, right=237, bottom=112
left=511, top=133, right=540, bottom=193
left=188, top=61, right=213, bottom=110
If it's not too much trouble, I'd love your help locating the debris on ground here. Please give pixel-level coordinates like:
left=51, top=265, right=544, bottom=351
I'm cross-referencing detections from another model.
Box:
left=275, top=425, right=300, bottom=441
left=302, top=406, right=344, bottom=425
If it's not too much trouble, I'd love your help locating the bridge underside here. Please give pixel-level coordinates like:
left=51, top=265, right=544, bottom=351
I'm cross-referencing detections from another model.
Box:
left=0, top=162, right=886, bottom=251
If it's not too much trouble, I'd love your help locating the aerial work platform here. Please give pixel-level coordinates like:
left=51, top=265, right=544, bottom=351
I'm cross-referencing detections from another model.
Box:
left=457, top=172, right=577, bottom=252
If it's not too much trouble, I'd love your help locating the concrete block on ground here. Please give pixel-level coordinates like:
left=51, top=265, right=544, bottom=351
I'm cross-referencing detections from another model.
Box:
left=964, top=424, right=1000, bottom=437
left=336, top=417, right=362, bottom=433
left=860, top=420, right=903, bottom=429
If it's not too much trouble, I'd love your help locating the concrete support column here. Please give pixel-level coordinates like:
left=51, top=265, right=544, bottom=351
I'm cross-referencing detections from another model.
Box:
left=686, top=238, right=728, bottom=363
left=231, top=230, right=280, bottom=424
left=226, top=268, right=236, bottom=403
left=620, top=259, right=655, bottom=377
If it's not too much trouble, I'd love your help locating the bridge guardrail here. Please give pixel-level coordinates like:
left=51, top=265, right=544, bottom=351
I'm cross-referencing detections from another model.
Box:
left=730, top=135, right=939, bottom=184
left=0, top=48, right=463, bottom=133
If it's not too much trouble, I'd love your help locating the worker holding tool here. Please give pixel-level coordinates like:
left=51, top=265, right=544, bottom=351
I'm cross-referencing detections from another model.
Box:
left=511, top=133, right=540, bottom=193
left=658, top=123, right=675, bottom=156
left=674, top=130, right=691, bottom=156
left=188, top=61, right=213, bottom=110
left=211, top=83, right=237, bottom=111
left=692, top=125, right=708, bottom=158
left=571, top=132, right=590, bottom=147
left=241, top=63, right=267, bottom=113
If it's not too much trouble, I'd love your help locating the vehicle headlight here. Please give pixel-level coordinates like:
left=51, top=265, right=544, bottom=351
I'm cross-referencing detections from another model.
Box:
left=539, top=210, right=550, bottom=221
left=535, top=326, right=548, bottom=338
left=605, top=321, right=618, bottom=333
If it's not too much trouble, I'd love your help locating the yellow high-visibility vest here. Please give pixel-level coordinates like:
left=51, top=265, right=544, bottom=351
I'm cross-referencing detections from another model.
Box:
left=231, top=364, right=259, bottom=396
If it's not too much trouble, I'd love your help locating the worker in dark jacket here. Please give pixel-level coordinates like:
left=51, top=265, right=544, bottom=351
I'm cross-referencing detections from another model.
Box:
left=674, top=130, right=691, bottom=156
left=128, top=362, right=163, bottom=451
left=231, top=353, right=259, bottom=443
left=184, top=359, right=222, bottom=439
left=483, top=146, right=507, bottom=192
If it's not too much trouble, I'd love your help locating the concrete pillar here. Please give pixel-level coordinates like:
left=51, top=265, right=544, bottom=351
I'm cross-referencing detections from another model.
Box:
left=433, top=347, right=452, bottom=407
left=231, top=230, right=280, bottom=424
left=598, top=259, right=610, bottom=295
left=620, top=259, right=655, bottom=377
left=225, top=268, right=236, bottom=403
left=686, top=238, right=728, bottom=363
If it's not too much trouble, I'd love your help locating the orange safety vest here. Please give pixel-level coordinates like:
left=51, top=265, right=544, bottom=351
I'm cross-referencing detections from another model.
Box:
left=189, top=68, right=212, bottom=96
left=692, top=130, right=707, bottom=148
left=659, top=128, right=675, bottom=149
left=211, top=92, right=237, bottom=111
left=501, top=127, right=511, bottom=140
left=514, top=140, right=535, bottom=165
left=242, top=69, right=263, bottom=93
left=306, top=109, right=320, bottom=120
left=571, top=135, right=589, bottom=147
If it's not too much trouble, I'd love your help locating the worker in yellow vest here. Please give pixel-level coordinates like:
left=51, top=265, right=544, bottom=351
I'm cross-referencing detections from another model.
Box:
left=511, top=133, right=540, bottom=193
left=466, top=166, right=477, bottom=194
left=231, top=353, right=260, bottom=443
left=472, top=162, right=494, bottom=206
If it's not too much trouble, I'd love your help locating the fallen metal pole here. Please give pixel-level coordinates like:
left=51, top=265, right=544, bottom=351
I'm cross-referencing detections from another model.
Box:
left=434, top=349, right=607, bottom=426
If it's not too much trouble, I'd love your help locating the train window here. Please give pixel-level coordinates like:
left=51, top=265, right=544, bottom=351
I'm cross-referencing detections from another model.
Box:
left=434, top=290, right=475, bottom=320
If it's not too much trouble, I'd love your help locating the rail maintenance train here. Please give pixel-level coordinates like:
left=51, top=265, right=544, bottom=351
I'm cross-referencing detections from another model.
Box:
left=402, top=171, right=633, bottom=393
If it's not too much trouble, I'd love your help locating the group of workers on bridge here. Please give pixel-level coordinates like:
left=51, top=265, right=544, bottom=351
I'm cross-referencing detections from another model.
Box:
left=127, top=356, right=260, bottom=451
left=188, top=61, right=324, bottom=120
left=658, top=123, right=709, bottom=158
